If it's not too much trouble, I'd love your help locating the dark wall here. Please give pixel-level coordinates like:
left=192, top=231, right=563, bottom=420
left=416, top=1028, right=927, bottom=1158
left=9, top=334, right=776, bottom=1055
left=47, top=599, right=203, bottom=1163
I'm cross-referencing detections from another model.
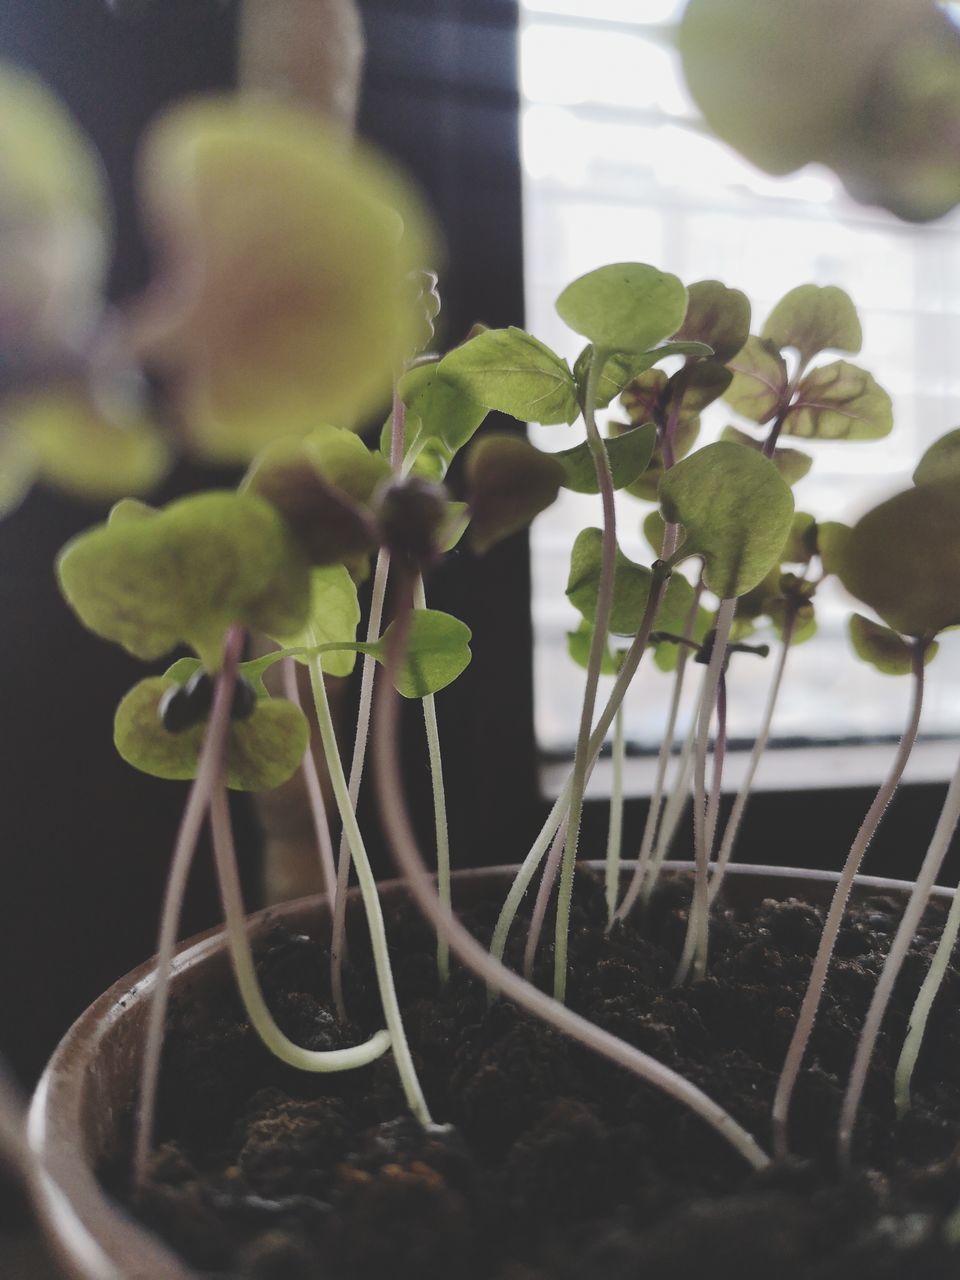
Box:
left=0, top=0, right=535, bottom=1085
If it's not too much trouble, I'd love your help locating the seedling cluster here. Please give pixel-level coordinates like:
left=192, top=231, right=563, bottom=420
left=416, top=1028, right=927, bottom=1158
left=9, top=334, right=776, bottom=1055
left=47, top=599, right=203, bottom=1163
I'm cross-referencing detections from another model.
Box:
left=4, top=41, right=960, bottom=1242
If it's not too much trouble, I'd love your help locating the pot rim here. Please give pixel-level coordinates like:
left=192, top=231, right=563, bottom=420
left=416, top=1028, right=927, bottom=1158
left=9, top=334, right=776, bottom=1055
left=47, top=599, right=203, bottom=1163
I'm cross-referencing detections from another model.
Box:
left=27, top=860, right=955, bottom=1279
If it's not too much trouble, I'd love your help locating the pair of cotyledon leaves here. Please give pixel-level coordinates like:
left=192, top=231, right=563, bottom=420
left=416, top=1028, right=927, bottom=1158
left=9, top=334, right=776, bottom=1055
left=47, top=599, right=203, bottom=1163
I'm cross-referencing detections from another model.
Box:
left=57, top=460, right=472, bottom=791
left=826, top=429, right=960, bottom=670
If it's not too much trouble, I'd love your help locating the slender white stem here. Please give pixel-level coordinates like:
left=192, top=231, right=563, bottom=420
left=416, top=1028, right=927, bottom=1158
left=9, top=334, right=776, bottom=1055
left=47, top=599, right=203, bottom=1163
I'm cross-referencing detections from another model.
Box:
left=523, top=821, right=566, bottom=981
left=309, top=657, right=431, bottom=1126
left=709, top=622, right=794, bottom=905
left=490, top=571, right=668, bottom=977
left=282, top=658, right=337, bottom=906
left=414, top=574, right=452, bottom=982
left=210, top=781, right=391, bottom=1071
left=840, top=743, right=960, bottom=1154
left=555, top=348, right=618, bottom=1003
left=605, top=704, right=626, bottom=927
left=896, top=770, right=960, bottom=1117
left=132, top=625, right=244, bottom=1188
left=616, top=578, right=702, bottom=925
left=674, top=598, right=735, bottom=986
left=772, top=656, right=926, bottom=1159
left=330, top=543, right=391, bottom=1017
left=372, top=586, right=771, bottom=1173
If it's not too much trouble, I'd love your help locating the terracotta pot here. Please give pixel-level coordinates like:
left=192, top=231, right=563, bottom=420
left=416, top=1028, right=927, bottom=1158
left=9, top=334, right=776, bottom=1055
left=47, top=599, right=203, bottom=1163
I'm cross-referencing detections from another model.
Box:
left=27, top=862, right=954, bottom=1279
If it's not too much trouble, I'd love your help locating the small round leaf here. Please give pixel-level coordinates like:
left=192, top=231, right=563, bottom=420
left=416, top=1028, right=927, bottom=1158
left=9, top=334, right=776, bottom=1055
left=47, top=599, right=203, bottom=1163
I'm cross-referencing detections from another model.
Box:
left=556, top=263, right=687, bottom=355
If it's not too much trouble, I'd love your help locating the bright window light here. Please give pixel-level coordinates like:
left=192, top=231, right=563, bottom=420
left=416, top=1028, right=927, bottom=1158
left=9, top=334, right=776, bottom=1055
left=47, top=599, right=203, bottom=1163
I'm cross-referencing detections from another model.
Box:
left=520, top=1, right=960, bottom=790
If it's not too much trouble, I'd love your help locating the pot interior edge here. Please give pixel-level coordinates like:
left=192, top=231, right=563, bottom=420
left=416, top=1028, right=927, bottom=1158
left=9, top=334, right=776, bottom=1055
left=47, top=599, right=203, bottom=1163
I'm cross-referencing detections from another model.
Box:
left=27, top=861, right=955, bottom=1279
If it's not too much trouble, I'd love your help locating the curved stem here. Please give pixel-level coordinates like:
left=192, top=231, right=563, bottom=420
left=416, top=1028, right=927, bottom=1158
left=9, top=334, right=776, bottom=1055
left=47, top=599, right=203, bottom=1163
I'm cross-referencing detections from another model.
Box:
left=772, top=654, right=926, bottom=1159
left=895, top=759, right=960, bottom=1118
left=282, top=658, right=338, bottom=907
left=554, top=347, right=618, bottom=1003
left=840, top=724, right=960, bottom=1160
left=209, top=781, right=391, bottom=1071
left=414, top=574, right=452, bottom=982
left=372, top=576, right=771, bottom=1173
left=709, top=617, right=795, bottom=905
left=132, top=625, right=244, bottom=1188
left=604, top=704, right=626, bottom=927
left=674, top=598, right=735, bottom=986
left=309, top=657, right=431, bottom=1126
left=330, top=544, right=391, bottom=1018
left=615, top=575, right=702, bottom=925
left=523, top=821, right=566, bottom=981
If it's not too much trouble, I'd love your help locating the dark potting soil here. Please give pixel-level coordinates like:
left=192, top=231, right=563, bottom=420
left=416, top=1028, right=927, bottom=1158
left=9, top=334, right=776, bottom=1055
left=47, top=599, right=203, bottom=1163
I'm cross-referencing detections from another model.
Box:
left=120, top=871, right=960, bottom=1279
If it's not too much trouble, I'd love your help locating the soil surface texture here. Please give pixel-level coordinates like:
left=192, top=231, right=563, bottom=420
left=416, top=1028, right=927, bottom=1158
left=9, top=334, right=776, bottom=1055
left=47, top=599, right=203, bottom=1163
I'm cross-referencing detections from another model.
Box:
left=121, top=871, right=960, bottom=1279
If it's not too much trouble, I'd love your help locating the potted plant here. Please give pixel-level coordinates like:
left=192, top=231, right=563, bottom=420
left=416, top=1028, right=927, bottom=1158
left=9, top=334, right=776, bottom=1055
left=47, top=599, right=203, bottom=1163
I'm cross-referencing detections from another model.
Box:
left=11, top=2, right=960, bottom=1277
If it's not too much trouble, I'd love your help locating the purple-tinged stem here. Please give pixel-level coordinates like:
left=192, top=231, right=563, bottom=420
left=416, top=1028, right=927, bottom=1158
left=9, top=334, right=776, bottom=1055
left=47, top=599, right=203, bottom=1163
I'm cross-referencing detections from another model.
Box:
left=554, top=348, right=618, bottom=1003
left=282, top=658, right=337, bottom=907
left=133, top=625, right=244, bottom=1188
left=372, top=571, right=771, bottom=1172
left=772, top=651, right=926, bottom=1159
left=838, top=645, right=948, bottom=1164
left=615, top=574, right=701, bottom=925
left=604, top=704, right=626, bottom=927
left=674, top=598, right=735, bottom=986
left=709, top=615, right=795, bottom=906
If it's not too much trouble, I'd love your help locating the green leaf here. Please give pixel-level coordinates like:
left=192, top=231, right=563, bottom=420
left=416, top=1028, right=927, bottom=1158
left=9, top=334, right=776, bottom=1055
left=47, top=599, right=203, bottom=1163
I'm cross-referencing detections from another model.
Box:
left=361, top=609, right=471, bottom=698
left=913, top=428, right=960, bottom=486
left=57, top=491, right=310, bottom=670
left=465, top=433, right=565, bottom=554
left=7, top=390, right=170, bottom=502
left=438, top=327, right=579, bottom=426
left=660, top=441, right=795, bottom=599
left=667, top=360, right=732, bottom=414
left=831, top=478, right=960, bottom=637
left=556, top=263, right=687, bottom=355
left=567, top=529, right=651, bottom=636
left=782, top=511, right=818, bottom=565
left=566, top=619, right=621, bottom=676
left=724, top=336, right=789, bottom=423
left=108, top=498, right=157, bottom=525
left=114, top=676, right=310, bottom=791
left=399, top=362, right=489, bottom=454
left=673, top=279, right=751, bottom=364
left=242, top=439, right=379, bottom=568
left=643, top=509, right=666, bottom=557
left=769, top=599, right=818, bottom=646
left=305, top=424, right=392, bottom=504
left=677, top=0, right=917, bottom=177
left=573, top=341, right=714, bottom=410
left=439, top=500, right=470, bottom=551
left=268, top=564, right=360, bottom=678
left=555, top=423, right=656, bottom=494
left=762, top=284, right=862, bottom=363
left=720, top=425, right=812, bottom=486
left=566, top=530, right=698, bottom=638
left=816, top=521, right=852, bottom=578
left=848, top=613, right=920, bottom=676
left=783, top=361, right=893, bottom=440
left=0, top=427, right=37, bottom=517
left=654, top=597, right=713, bottom=672
left=735, top=567, right=782, bottom=623
left=617, top=369, right=701, bottom=502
